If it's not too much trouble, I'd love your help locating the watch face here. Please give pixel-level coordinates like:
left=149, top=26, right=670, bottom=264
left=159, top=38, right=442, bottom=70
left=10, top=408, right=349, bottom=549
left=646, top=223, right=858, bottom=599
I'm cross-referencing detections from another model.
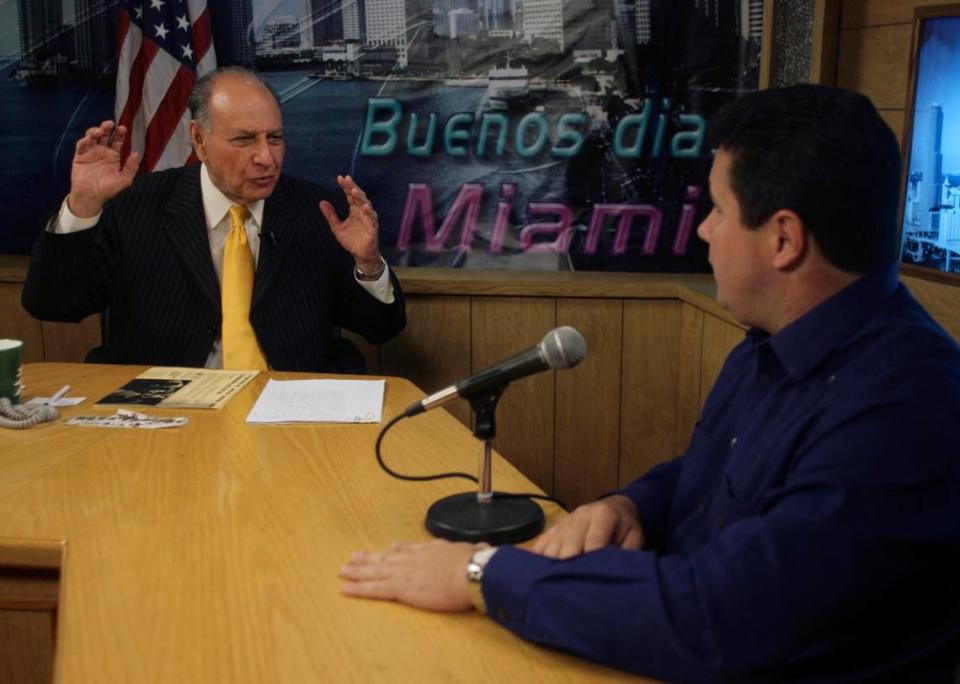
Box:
left=467, top=561, right=482, bottom=582
left=468, top=547, right=495, bottom=582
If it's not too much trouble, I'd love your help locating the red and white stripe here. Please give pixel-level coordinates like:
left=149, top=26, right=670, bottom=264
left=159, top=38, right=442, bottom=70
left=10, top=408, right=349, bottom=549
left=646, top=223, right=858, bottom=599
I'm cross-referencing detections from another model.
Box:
left=115, top=0, right=217, bottom=173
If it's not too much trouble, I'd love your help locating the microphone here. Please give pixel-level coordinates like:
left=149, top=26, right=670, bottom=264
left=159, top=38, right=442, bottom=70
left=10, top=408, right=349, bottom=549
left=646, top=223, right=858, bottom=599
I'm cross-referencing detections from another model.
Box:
left=403, top=326, right=586, bottom=417
left=412, top=326, right=586, bottom=545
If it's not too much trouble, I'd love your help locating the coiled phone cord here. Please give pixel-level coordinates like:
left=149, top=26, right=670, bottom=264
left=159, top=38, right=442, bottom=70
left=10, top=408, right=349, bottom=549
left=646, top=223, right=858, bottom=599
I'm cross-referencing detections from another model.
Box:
left=0, top=398, right=58, bottom=429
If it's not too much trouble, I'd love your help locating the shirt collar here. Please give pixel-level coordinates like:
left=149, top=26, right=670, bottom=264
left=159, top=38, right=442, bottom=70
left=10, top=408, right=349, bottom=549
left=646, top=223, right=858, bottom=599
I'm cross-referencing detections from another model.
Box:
left=750, top=262, right=900, bottom=380
left=199, top=163, right=265, bottom=230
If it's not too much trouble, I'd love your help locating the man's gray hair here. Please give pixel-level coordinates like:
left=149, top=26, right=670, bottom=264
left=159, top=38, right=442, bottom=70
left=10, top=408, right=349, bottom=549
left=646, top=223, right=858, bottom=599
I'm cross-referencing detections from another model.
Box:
left=188, top=66, right=278, bottom=130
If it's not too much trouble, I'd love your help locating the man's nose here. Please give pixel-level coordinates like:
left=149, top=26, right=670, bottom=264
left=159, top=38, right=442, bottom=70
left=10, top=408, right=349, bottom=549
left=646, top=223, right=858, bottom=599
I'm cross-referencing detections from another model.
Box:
left=251, top=137, right=274, bottom=167
left=696, top=216, right=711, bottom=242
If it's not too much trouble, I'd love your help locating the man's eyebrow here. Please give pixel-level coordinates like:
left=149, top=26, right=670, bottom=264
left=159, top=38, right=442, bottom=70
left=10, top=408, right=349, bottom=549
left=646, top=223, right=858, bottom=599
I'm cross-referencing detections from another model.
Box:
left=229, top=129, right=283, bottom=136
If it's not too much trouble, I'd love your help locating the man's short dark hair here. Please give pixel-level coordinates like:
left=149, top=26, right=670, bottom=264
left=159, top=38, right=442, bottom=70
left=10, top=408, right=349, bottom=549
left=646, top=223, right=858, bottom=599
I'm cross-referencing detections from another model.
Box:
left=708, top=84, right=901, bottom=274
left=188, top=66, right=278, bottom=131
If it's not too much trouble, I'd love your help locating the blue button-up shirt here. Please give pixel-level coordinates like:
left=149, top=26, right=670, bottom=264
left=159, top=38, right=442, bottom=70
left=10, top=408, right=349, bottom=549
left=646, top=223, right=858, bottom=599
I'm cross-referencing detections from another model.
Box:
left=483, top=265, right=960, bottom=682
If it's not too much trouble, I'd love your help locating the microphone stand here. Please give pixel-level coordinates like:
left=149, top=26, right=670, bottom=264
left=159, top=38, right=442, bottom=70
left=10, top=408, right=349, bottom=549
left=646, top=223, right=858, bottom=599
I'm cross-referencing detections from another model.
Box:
left=425, top=389, right=545, bottom=545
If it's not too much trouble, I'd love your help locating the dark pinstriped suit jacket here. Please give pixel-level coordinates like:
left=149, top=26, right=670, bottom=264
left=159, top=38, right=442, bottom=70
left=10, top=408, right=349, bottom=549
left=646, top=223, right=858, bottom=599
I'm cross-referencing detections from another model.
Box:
left=22, top=164, right=406, bottom=372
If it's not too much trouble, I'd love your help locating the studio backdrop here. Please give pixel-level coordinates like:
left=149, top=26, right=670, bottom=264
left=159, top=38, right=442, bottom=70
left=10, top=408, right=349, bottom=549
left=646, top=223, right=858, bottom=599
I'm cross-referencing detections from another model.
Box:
left=1, top=0, right=765, bottom=273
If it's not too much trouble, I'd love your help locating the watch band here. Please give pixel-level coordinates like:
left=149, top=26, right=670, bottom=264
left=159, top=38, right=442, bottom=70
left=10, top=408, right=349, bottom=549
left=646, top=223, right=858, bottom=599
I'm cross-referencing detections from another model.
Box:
left=466, top=546, right=497, bottom=613
left=355, top=258, right=386, bottom=282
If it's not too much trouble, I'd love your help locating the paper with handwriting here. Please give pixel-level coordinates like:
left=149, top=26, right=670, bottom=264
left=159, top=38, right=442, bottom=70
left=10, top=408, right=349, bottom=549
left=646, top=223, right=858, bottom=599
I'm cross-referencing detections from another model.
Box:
left=246, top=379, right=385, bottom=424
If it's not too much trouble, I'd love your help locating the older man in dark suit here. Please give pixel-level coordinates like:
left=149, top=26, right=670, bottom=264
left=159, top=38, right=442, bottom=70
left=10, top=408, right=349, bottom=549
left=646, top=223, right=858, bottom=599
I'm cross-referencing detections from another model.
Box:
left=23, top=66, right=405, bottom=372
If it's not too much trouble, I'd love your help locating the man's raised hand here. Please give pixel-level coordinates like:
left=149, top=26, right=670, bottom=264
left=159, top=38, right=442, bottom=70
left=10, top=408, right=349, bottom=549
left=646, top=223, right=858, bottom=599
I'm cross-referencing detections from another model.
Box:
left=319, top=175, right=382, bottom=274
left=68, top=120, right=141, bottom=218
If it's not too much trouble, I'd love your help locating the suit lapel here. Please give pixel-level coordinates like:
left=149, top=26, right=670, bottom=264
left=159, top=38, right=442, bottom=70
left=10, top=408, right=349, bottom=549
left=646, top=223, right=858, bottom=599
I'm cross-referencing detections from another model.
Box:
left=164, top=165, right=220, bottom=310
left=253, top=178, right=297, bottom=310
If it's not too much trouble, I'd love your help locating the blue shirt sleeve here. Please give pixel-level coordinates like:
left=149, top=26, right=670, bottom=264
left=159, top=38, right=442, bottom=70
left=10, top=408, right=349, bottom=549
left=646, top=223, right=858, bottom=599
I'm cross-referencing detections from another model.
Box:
left=480, top=392, right=960, bottom=681
left=616, top=456, right=682, bottom=550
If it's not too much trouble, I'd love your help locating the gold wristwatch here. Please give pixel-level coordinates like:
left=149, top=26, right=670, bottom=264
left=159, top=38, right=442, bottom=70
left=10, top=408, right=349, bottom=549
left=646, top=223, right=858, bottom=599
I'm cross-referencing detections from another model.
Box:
left=466, top=546, right=497, bottom=614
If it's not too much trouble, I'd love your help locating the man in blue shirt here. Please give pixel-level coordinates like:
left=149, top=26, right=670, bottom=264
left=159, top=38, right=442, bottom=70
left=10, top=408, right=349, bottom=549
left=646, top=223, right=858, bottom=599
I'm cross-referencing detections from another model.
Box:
left=340, top=85, right=960, bottom=681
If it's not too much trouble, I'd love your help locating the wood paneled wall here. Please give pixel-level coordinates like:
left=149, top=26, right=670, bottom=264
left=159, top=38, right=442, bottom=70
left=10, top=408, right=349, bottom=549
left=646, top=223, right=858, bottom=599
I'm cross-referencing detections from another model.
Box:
left=902, top=274, right=960, bottom=342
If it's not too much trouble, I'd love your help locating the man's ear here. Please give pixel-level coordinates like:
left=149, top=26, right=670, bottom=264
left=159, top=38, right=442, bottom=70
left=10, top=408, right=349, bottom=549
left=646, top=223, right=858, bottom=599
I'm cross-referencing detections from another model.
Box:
left=189, top=121, right=207, bottom=162
left=770, top=209, right=807, bottom=271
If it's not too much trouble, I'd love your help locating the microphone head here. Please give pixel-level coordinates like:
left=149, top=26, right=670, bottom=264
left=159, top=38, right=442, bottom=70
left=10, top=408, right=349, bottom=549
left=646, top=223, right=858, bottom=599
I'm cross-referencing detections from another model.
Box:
left=539, top=326, right=586, bottom=369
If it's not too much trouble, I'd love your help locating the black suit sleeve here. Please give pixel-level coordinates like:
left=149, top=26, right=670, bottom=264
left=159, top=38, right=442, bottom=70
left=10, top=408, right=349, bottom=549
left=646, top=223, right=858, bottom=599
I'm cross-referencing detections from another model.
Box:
left=301, top=185, right=405, bottom=345
left=328, top=246, right=406, bottom=345
left=21, top=207, right=117, bottom=323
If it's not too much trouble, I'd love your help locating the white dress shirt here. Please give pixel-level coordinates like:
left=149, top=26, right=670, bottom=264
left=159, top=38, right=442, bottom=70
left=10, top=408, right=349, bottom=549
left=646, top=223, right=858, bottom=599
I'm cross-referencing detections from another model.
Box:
left=53, top=164, right=394, bottom=368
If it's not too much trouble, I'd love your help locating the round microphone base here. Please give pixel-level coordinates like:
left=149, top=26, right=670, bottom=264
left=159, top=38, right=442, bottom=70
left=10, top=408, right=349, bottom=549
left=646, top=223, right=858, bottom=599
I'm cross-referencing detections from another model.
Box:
left=425, top=492, right=545, bottom=545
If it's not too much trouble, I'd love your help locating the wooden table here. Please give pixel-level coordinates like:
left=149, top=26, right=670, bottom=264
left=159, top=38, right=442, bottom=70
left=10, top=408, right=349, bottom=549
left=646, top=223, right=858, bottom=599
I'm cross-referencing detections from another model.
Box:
left=0, top=364, right=643, bottom=682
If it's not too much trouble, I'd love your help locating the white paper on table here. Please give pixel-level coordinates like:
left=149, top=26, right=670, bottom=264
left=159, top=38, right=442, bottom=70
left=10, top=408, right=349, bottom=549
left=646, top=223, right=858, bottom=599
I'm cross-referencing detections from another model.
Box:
left=246, top=379, right=385, bottom=424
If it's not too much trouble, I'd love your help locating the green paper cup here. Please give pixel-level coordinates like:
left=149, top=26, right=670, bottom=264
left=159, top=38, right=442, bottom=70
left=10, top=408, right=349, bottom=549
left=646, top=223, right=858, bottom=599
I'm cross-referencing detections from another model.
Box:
left=0, top=339, right=24, bottom=404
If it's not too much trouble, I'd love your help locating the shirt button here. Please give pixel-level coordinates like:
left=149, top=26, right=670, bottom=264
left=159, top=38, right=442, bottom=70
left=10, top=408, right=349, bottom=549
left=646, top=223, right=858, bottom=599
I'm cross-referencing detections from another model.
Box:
left=827, top=374, right=836, bottom=384
left=730, top=437, right=738, bottom=448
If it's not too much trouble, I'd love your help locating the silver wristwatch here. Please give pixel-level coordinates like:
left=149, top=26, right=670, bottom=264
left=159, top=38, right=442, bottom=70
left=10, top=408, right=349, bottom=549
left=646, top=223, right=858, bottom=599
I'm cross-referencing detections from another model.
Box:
left=466, top=546, right=497, bottom=613
left=355, top=258, right=387, bottom=282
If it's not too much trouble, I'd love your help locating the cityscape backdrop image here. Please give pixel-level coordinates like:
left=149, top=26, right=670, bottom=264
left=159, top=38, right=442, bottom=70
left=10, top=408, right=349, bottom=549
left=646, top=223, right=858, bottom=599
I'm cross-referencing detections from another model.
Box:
left=900, top=15, right=960, bottom=275
left=1, top=0, right=764, bottom=272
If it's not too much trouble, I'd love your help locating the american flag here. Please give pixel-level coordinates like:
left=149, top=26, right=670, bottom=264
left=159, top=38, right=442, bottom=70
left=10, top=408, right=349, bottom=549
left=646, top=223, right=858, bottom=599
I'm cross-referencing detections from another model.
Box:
left=116, top=0, right=217, bottom=172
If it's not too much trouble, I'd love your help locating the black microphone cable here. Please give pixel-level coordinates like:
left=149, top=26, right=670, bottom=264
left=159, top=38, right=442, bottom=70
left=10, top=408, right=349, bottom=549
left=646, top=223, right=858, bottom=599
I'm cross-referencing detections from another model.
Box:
left=375, top=412, right=473, bottom=484
left=374, top=412, right=569, bottom=512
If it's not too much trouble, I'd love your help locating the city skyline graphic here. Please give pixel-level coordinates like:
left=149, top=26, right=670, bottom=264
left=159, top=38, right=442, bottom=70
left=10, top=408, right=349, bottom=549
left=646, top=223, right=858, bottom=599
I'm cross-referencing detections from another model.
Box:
left=900, top=15, right=960, bottom=274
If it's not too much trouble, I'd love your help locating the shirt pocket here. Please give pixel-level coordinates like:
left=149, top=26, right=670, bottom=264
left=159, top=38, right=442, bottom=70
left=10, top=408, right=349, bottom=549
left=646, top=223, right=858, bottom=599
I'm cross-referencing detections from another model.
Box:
left=719, top=449, right=781, bottom=526
left=673, top=423, right=727, bottom=509
left=721, top=473, right=765, bottom=519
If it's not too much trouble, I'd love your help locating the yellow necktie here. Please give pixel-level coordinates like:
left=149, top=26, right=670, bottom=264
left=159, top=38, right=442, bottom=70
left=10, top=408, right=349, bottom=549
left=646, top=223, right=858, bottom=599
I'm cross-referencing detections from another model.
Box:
left=222, top=204, right=267, bottom=370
